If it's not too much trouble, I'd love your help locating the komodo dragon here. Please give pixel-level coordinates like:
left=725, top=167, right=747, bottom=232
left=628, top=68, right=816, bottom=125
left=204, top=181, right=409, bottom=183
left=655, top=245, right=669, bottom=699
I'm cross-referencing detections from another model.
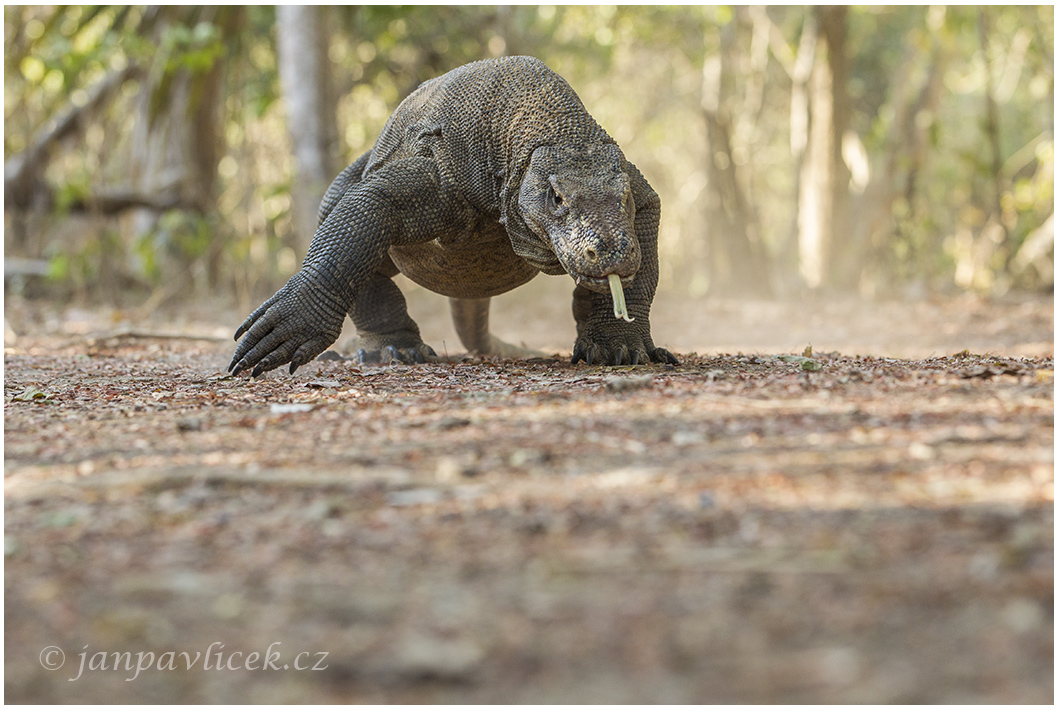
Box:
left=229, top=56, right=678, bottom=377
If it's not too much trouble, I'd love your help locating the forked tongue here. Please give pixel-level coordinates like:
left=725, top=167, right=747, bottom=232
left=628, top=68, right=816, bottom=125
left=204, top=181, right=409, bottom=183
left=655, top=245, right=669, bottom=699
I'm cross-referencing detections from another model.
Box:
left=608, top=274, right=635, bottom=322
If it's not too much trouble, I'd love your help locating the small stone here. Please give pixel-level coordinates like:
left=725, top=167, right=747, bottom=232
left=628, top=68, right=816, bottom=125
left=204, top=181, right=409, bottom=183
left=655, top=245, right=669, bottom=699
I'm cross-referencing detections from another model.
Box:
left=434, top=416, right=471, bottom=430
left=306, top=379, right=341, bottom=389
left=604, top=374, right=654, bottom=392
left=1002, top=597, right=1043, bottom=634
left=623, top=439, right=647, bottom=454
left=212, top=593, right=245, bottom=620
left=96, top=608, right=152, bottom=641
left=177, top=418, right=203, bottom=432
left=1009, top=521, right=1040, bottom=551
left=436, top=456, right=462, bottom=482
left=968, top=551, right=999, bottom=581
left=387, top=488, right=444, bottom=507
left=270, top=403, right=315, bottom=414
left=42, top=510, right=79, bottom=528
left=593, top=466, right=657, bottom=488
left=509, top=449, right=546, bottom=467
left=305, top=499, right=341, bottom=520
left=739, top=515, right=760, bottom=542
left=907, top=442, right=934, bottom=460
left=393, top=634, right=484, bottom=680
left=672, top=430, right=705, bottom=446
left=321, top=519, right=344, bottom=537
left=816, top=647, right=860, bottom=686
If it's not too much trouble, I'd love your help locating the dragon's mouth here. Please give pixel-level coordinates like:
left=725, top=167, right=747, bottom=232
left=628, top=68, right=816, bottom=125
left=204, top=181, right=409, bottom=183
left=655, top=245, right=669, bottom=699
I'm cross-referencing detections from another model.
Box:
left=571, top=273, right=636, bottom=322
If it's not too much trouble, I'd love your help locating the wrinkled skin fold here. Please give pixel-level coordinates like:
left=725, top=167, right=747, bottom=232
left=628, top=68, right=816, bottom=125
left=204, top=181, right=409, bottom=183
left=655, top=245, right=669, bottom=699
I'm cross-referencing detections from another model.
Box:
left=231, top=56, right=678, bottom=376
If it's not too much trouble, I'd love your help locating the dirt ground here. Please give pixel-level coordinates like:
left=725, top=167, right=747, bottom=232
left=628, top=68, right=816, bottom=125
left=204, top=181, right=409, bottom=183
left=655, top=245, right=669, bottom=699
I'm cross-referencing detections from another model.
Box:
left=3, top=285, right=1054, bottom=703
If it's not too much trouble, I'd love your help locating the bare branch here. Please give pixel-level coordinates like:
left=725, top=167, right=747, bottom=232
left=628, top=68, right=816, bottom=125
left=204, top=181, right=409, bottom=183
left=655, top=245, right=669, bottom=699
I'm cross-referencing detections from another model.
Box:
left=5, top=64, right=140, bottom=209
left=62, top=185, right=196, bottom=215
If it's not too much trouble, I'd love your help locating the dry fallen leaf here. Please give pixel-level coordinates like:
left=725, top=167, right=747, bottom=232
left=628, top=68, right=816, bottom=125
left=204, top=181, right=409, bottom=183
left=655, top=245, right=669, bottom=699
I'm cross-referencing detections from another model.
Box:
left=11, top=385, right=55, bottom=402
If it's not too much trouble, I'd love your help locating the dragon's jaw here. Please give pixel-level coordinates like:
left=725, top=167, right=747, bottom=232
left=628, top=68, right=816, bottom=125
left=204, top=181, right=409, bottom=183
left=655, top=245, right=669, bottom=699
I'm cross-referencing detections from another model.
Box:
left=568, top=272, right=636, bottom=322
left=607, top=273, right=634, bottom=322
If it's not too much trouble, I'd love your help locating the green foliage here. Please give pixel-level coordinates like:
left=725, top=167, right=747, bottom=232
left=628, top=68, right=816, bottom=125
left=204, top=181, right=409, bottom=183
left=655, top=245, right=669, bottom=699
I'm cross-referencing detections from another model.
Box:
left=3, top=5, right=1054, bottom=304
left=239, top=7, right=279, bottom=118
left=53, top=177, right=92, bottom=214
left=161, top=21, right=223, bottom=75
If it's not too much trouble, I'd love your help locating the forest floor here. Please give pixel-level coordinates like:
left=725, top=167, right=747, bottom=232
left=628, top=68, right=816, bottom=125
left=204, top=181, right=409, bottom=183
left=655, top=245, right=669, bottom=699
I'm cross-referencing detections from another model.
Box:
left=3, top=285, right=1054, bottom=703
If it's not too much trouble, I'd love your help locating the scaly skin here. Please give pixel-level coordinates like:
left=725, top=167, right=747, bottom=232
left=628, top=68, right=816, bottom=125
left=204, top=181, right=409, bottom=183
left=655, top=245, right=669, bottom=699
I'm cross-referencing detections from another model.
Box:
left=230, top=56, right=677, bottom=376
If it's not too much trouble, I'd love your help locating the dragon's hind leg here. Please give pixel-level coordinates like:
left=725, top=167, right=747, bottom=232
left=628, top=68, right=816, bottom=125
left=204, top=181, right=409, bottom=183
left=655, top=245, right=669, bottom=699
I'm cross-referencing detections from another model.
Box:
left=449, top=297, right=546, bottom=359
left=346, top=255, right=436, bottom=364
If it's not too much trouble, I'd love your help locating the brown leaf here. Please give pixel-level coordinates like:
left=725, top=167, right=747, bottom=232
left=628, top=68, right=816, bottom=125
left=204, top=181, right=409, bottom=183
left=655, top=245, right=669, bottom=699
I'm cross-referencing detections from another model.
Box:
left=306, top=379, right=341, bottom=389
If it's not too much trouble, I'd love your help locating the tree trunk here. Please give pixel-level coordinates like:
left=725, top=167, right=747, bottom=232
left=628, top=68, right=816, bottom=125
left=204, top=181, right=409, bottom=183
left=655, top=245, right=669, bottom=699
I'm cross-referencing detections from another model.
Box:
left=851, top=10, right=946, bottom=293
left=768, top=9, right=817, bottom=295
left=276, top=5, right=340, bottom=254
left=795, top=6, right=851, bottom=291
left=701, top=21, right=772, bottom=297
left=820, top=6, right=853, bottom=289
left=977, top=8, right=1012, bottom=267
left=798, top=29, right=832, bottom=290
left=127, top=7, right=234, bottom=295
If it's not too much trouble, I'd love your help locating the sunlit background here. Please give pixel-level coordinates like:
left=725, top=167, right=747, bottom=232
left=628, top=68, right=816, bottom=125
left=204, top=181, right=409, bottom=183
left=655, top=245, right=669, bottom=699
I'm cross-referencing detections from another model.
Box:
left=4, top=6, right=1053, bottom=314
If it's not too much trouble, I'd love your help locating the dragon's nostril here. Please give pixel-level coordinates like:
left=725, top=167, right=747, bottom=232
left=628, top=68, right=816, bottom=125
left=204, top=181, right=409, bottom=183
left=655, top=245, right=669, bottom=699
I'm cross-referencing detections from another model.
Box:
left=584, top=246, right=599, bottom=263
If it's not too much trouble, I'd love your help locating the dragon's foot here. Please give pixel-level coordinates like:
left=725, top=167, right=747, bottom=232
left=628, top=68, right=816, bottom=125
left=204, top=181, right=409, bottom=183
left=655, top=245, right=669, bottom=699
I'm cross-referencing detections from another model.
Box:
left=230, top=272, right=347, bottom=377
left=571, top=324, right=679, bottom=367
left=342, top=331, right=437, bottom=364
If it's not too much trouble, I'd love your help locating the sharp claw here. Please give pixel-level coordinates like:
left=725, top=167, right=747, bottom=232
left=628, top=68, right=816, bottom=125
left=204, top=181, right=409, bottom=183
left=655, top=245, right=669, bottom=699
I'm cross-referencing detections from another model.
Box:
left=289, top=362, right=300, bottom=375
left=357, top=349, right=369, bottom=364
left=631, top=350, right=642, bottom=366
left=251, top=363, right=265, bottom=378
left=234, top=320, right=255, bottom=341
left=412, top=349, right=424, bottom=364
left=656, top=348, right=679, bottom=365
left=384, top=346, right=401, bottom=363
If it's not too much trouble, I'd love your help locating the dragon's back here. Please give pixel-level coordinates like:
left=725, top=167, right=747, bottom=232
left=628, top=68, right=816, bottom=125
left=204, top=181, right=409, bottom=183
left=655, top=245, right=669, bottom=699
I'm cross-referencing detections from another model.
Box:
left=365, top=57, right=613, bottom=216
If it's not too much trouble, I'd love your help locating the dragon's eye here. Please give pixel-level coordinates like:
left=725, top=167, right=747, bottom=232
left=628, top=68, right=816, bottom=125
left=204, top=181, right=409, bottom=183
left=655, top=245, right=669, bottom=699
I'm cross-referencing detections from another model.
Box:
left=547, top=185, right=564, bottom=212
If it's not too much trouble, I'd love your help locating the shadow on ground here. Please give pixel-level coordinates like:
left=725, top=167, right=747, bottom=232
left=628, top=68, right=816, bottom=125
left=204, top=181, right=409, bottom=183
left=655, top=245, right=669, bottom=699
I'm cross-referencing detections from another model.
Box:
left=3, top=292, right=1053, bottom=702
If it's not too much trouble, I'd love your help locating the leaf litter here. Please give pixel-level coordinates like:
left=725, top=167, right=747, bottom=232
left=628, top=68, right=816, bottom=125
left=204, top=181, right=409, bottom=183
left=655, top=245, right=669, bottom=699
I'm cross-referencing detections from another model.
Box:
left=2, top=296, right=1053, bottom=703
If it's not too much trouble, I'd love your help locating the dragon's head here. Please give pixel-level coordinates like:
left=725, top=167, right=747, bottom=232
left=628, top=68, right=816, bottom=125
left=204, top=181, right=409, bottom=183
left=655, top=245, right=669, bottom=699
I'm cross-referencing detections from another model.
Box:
left=517, top=144, right=641, bottom=303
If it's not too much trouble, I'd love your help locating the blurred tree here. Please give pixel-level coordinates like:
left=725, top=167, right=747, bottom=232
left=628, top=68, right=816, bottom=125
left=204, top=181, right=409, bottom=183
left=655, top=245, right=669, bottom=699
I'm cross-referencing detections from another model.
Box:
left=129, top=7, right=241, bottom=290
left=2, top=5, right=1052, bottom=309
left=277, top=5, right=339, bottom=253
left=795, top=5, right=852, bottom=291
left=818, top=5, right=853, bottom=290
left=700, top=10, right=772, bottom=297
left=4, top=6, right=147, bottom=247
